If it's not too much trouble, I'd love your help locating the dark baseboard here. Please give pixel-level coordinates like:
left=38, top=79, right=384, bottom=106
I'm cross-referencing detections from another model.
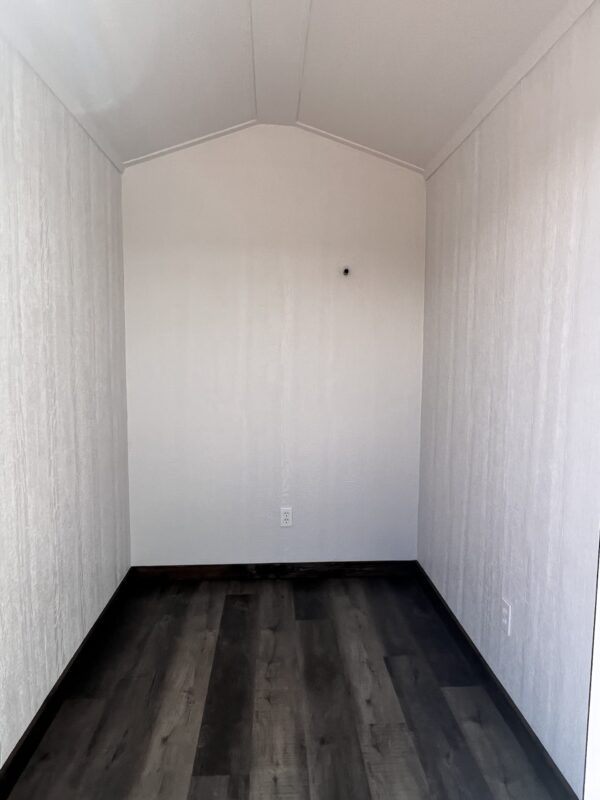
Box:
left=415, top=564, right=579, bottom=800
left=132, top=559, right=418, bottom=582
left=0, top=569, right=135, bottom=800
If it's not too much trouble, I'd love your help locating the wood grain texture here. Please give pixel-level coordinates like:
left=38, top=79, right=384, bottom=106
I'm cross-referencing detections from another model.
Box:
left=386, top=655, right=494, bottom=800
left=250, top=582, right=309, bottom=799
left=128, top=584, right=226, bottom=800
left=5, top=575, right=574, bottom=800
left=192, top=594, right=259, bottom=787
left=0, top=38, right=128, bottom=770
left=296, top=616, right=372, bottom=800
left=329, top=580, right=429, bottom=799
left=443, top=685, right=554, bottom=800
left=419, top=3, right=600, bottom=794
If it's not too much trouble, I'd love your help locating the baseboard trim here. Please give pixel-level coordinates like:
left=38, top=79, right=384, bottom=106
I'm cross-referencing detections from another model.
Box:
left=132, top=559, right=418, bottom=582
left=0, top=570, right=135, bottom=799
left=415, top=564, right=579, bottom=800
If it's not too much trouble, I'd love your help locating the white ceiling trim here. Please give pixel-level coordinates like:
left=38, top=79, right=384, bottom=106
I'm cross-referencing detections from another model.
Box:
left=122, top=120, right=259, bottom=167
left=425, top=0, right=596, bottom=179
left=295, top=122, right=423, bottom=174
left=0, top=27, right=123, bottom=172
left=123, top=120, right=424, bottom=172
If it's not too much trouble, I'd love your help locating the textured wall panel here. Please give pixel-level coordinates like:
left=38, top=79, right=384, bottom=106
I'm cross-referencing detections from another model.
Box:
left=419, top=5, right=600, bottom=796
left=123, top=124, right=425, bottom=565
left=0, top=39, right=129, bottom=766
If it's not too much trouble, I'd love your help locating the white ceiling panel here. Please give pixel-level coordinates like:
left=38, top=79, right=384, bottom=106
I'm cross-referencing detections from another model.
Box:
left=0, top=0, right=578, bottom=169
left=298, top=0, right=568, bottom=167
left=251, top=0, right=311, bottom=124
left=0, top=0, right=257, bottom=165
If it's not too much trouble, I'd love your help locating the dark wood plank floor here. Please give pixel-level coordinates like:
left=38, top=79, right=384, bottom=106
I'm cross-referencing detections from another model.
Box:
left=8, top=575, right=573, bottom=799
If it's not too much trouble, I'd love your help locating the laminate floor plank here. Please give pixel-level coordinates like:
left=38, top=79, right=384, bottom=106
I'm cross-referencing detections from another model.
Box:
left=191, top=593, right=259, bottom=795
left=187, top=775, right=230, bottom=799
left=250, top=582, right=309, bottom=800
left=72, top=585, right=166, bottom=700
left=7, top=698, right=106, bottom=800
left=129, top=582, right=226, bottom=800
left=296, top=611, right=372, bottom=800
left=368, top=574, right=494, bottom=799
left=386, top=655, right=495, bottom=800
left=187, top=774, right=250, bottom=800
left=387, top=579, right=483, bottom=686
left=329, top=580, right=430, bottom=799
left=9, top=584, right=169, bottom=800
left=292, top=580, right=329, bottom=621
left=329, top=579, right=408, bottom=726
left=6, top=575, right=575, bottom=800
left=443, top=685, right=554, bottom=800
left=74, top=586, right=190, bottom=800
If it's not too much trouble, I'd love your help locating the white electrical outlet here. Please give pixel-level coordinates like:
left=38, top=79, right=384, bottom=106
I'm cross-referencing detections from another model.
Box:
left=280, top=507, right=293, bottom=527
left=501, top=598, right=512, bottom=636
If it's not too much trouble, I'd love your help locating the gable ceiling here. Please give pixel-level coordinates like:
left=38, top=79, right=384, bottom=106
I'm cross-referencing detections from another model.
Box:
left=0, top=0, right=577, bottom=172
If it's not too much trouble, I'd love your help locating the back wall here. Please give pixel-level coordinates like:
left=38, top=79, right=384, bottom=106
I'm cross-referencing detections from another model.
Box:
left=123, top=124, right=425, bottom=565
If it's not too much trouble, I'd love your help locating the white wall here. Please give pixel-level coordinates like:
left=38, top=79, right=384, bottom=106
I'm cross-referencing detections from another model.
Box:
left=419, top=4, right=600, bottom=796
left=0, top=38, right=129, bottom=767
left=123, top=124, right=425, bottom=566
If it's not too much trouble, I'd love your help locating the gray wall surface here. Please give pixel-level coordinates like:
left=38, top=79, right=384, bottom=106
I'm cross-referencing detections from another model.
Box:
left=0, top=38, right=129, bottom=767
left=419, top=4, right=600, bottom=795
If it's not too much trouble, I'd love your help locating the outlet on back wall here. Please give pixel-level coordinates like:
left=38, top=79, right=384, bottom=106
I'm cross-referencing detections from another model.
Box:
left=280, top=507, right=293, bottom=527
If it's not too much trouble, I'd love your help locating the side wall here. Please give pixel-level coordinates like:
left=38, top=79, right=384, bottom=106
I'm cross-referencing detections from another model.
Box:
left=419, top=4, right=600, bottom=795
left=0, top=39, right=129, bottom=766
left=123, top=124, right=425, bottom=565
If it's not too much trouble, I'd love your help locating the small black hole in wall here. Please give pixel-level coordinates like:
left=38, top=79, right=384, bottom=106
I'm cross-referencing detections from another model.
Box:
left=343, top=267, right=350, bottom=276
